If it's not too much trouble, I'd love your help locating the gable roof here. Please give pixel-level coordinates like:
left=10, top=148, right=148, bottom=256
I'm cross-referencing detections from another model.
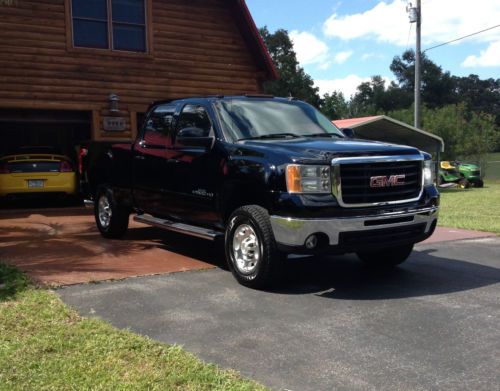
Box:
left=333, top=115, right=445, bottom=154
left=231, top=0, right=279, bottom=81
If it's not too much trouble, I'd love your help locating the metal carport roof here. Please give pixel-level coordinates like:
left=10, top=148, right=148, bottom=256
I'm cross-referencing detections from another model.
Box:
left=333, top=115, right=445, bottom=155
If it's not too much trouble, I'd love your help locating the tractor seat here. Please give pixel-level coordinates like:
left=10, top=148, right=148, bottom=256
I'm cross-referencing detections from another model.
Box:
left=440, top=161, right=454, bottom=170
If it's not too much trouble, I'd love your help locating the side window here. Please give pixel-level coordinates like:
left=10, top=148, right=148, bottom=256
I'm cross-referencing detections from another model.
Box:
left=143, top=105, right=175, bottom=147
left=177, top=105, right=213, bottom=137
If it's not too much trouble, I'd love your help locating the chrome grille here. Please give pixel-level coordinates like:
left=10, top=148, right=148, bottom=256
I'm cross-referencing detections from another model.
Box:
left=332, top=155, right=424, bottom=208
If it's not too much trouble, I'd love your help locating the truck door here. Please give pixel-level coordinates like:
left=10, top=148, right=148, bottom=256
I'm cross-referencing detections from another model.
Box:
left=132, top=104, right=176, bottom=217
left=168, top=103, right=221, bottom=225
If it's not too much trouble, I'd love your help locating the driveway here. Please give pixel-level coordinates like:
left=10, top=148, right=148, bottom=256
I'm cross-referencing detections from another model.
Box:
left=0, top=207, right=214, bottom=285
left=59, top=237, right=500, bottom=391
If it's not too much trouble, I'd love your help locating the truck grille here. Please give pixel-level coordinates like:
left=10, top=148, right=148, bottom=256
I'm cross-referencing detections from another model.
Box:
left=337, top=160, right=423, bottom=206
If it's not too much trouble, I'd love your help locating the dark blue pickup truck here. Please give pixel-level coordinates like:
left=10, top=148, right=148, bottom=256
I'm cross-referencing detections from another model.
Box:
left=85, top=96, right=439, bottom=289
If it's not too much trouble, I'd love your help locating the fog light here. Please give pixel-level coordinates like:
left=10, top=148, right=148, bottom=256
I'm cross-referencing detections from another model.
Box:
left=305, top=235, right=318, bottom=249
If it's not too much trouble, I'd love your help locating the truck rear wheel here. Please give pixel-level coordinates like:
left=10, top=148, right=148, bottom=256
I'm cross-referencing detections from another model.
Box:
left=94, top=187, right=130, bottom=239
left=357, top=244, right=414, bottom=268
left=225, top=205, right=284, bottom=289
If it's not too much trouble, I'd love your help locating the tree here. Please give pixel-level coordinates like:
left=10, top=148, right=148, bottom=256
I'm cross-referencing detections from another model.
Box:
left=390, top=50, right=456, bottom=109
left=320, top=91, right=349, bottom=120
left=390, top=104, right=499, bottom=161
left=259, top=27, right=320, bottom=107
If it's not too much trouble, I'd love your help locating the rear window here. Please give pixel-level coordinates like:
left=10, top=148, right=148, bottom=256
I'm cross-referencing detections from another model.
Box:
left=7, top=161, right=61, bottom=173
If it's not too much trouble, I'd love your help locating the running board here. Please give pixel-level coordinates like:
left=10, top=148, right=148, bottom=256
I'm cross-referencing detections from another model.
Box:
left=133, top=214, right=223, bottom=241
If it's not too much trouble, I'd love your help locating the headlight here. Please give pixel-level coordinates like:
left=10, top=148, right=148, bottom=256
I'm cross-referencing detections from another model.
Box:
left=286, top=165, right=331, bottom=193
left=423, top=160, right=435, bottom=186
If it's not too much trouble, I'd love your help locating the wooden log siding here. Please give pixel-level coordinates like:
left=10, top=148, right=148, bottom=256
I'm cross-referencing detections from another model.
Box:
left=0, top=0, right=267, bottom=140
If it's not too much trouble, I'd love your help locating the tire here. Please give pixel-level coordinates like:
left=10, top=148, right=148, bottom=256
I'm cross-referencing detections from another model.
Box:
left=225, top=205, right=284, bottom=289
left=475, top=179, right=484, bottom=188
left=357, top=244, right=414, bottom=268
left=94, top=187, right=130, bottom=239
left=458, top=178, right=470, bottom=189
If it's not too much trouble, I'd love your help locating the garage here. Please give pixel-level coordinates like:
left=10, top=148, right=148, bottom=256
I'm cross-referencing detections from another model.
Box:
left=0, top=108, right=91, bottom=163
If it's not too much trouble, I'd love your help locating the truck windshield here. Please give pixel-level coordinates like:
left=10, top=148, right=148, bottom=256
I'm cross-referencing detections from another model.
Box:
left=214, top=99, right=344, bottom=141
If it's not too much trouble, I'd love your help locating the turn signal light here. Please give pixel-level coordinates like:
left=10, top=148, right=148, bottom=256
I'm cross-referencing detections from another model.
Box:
left=286, top=165, right=303, bottom=193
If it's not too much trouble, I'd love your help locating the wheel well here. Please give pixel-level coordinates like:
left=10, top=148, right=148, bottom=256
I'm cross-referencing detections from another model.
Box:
left=221, top=183, right=270, bottom=223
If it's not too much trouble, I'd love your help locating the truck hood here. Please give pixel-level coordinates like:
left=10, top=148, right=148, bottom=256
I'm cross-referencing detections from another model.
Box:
left=239, top=138, right=422, bottom=163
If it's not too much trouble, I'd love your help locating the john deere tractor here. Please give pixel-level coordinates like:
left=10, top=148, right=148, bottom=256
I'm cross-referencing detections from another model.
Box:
left=455, top=161, right=484, bottom=188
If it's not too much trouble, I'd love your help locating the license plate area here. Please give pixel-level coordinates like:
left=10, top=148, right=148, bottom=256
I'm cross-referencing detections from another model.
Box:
left=28, top=180, right=45, bottom=188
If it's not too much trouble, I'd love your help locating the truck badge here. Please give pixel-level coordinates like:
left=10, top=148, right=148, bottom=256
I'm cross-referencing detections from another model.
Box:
left=370, top=175, right=406, bottom=188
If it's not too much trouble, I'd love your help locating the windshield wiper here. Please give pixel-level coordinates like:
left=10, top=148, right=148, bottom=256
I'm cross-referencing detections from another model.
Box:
left=238, top=133, right=302, bottom=141
left=302, top=133, right=345, bottom=138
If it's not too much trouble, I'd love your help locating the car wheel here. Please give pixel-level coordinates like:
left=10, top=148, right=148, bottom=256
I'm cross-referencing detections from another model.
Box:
left=357, top=244, right=414, bottom=268
left=225, top=205, right=284, bottom=289
left=94, top=187, right=130, bottom=239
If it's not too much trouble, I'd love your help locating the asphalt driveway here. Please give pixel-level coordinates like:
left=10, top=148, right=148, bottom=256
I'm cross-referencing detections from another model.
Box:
left=59, top=237, right=500, bottom=391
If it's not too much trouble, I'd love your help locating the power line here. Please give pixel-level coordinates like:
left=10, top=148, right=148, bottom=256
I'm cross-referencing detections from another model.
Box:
left=424, top=24, right=500, bottom=53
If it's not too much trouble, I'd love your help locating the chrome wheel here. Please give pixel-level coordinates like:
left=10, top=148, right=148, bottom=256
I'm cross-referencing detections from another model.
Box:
left=98, top=195, right=112, bottom=229
left=232, top=223, right=261, bottom=275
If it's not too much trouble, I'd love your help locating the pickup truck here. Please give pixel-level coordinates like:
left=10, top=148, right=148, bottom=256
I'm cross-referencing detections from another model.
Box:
left=85, top=96, right=439, bottom=289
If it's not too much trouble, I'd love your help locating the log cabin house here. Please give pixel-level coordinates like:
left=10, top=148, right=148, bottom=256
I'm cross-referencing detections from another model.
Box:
left=0, top=0, right=277, bottom=159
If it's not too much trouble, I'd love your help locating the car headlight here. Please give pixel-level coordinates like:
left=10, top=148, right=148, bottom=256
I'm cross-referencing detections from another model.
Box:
left=423, top=160, right=435, bottom=186
left=286, top=164, right=331, bottom=194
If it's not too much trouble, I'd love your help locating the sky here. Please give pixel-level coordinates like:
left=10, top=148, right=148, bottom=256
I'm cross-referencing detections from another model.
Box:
left=245, top=0, right=500, bottom=99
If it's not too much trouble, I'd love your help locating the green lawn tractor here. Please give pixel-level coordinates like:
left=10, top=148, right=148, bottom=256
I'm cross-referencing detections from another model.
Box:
left=438, top=161, right=471, bottom=189
left=454, top=161, right=484, bottom=188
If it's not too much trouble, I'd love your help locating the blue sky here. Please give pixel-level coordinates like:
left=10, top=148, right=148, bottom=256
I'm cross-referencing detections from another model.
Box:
left=246, top=0, right=500, bottom=98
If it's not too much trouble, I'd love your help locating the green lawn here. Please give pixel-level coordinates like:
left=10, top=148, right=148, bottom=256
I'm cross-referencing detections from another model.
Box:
left=438, top=180, right=500, bottom=234
left=0, top=264, right=266, bottom=391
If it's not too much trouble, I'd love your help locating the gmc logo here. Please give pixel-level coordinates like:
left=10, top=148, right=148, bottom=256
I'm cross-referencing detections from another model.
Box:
left=370, top=175, right=406, bottom=188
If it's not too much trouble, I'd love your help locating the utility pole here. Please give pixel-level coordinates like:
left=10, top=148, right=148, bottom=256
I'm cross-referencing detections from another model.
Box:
left=408, top=1, right=422, bottom=128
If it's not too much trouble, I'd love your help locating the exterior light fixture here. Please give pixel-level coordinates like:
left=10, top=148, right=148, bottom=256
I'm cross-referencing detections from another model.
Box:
left=109, top=93, right=120, bottom=113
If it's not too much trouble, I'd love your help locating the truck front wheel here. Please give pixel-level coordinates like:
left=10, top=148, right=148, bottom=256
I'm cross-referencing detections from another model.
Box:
left=356, top=244, right=414, bottom=268
left=225, top=205, right=284, bottom=289
left=94, top=187, right=130, bottom=239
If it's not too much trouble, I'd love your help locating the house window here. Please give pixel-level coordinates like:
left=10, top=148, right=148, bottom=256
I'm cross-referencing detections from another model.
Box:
left=71, top=0, right=147, bottom=52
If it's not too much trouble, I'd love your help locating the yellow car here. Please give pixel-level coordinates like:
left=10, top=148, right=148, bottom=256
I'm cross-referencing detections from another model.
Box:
left=0, top=152, right=77, bottom=198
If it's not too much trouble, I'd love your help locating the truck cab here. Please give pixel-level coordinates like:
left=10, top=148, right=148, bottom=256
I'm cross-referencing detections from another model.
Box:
left=86, top=96, right=439, bottom=289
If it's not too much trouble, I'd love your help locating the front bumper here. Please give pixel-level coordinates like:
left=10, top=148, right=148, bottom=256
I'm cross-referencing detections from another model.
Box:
left=270, top=206, right=438, bottom=253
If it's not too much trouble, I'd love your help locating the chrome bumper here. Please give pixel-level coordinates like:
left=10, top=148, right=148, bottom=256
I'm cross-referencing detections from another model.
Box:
left=270, top=206, right=439, bottom=247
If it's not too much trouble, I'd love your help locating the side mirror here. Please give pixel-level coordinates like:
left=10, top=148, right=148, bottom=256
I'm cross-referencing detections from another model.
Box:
left=176, top=127, right=214, bottom=150
left=341, top=128, right=355, bottom=139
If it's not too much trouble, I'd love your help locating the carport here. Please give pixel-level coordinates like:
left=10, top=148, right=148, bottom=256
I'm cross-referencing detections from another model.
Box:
left=0, top=108, right=91, bottom=162
left=333, top=115, right=445, bottom=157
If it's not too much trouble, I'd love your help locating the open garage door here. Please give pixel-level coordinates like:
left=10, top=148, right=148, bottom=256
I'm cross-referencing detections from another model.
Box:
left=0, top=108, right=91, bottom=163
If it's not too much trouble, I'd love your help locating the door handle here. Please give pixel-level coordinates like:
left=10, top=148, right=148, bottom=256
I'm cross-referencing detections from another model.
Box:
left=134, top=155, right=146, bottom=161
left=167, top=159, right=180, bottom=164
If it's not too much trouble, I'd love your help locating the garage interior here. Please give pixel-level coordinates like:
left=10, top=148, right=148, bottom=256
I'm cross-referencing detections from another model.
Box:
left=0, top=108, right=92, bottom=163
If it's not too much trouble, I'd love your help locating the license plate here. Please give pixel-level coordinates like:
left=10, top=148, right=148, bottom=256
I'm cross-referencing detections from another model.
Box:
left=28, top=180, right=44, bottom=188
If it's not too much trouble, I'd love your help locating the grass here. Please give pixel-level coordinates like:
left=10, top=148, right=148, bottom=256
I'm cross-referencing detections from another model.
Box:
left=438, top=180, right=500, bottom=234
left=0, top=265, right=266, bottom=391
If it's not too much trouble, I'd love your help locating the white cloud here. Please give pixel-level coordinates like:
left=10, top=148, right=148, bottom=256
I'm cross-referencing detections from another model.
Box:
left=334, top=51, right=353, bottom=64
left=323, top=0, right=500, bottom=47
left=289, top=30, right=329, bottom=66
left=462, top=41, right=500, bottom=67
left=315, top=75, right=393, bottom=99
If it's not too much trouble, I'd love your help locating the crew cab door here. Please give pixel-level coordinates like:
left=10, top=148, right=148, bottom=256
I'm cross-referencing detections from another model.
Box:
left=132, top=104, right=176, bottom=216
left=169, top=103, right=221, bottom=225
